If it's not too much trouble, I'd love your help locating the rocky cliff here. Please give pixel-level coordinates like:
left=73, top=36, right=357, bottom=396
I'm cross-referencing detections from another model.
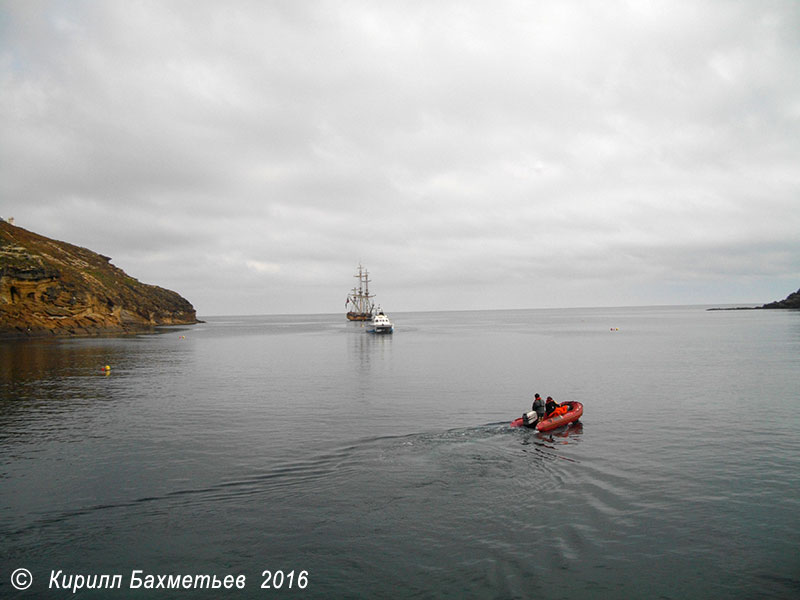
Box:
left=1, top=220, right=198, bottom=337
left=762, top=288, right=800, bottom=309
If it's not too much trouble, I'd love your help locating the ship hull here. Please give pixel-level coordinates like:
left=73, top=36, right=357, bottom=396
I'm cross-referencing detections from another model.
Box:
left=347, top=312, right=372, bottom=321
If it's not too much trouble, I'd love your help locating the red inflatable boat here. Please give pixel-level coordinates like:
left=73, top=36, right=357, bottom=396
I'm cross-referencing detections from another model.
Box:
left=511, top=401, right=583, bottom=432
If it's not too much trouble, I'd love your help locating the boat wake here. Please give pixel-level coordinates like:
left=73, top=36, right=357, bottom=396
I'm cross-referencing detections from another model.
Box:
left=20, top=427, right=561, bottom=523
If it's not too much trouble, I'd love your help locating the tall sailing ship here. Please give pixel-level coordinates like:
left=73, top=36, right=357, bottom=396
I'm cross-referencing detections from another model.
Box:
left=345, top=264, right=375, bottom=321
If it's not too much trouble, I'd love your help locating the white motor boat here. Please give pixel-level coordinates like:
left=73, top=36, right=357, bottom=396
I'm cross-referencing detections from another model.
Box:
left=369, top=311, right=393, bottom=334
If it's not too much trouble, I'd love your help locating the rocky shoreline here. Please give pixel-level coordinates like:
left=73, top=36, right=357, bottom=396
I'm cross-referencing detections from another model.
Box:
left=1, top=220, right=199, bottom=338
left=707, top=287, right=800, bottom=311
left=761, top=288, right=800, bottom=309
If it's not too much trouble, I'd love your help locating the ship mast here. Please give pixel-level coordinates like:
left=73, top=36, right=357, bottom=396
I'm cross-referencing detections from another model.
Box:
left=356, top=264, right=364, bottom=302
left=363, top=267, right=373, bottom=314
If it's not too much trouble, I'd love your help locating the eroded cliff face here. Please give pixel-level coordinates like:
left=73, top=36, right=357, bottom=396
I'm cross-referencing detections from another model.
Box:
left=1, top=220, right=197, bottom=337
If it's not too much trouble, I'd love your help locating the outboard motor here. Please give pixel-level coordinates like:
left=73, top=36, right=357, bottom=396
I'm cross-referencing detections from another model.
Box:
left=521, top=410, right=538, bottom=426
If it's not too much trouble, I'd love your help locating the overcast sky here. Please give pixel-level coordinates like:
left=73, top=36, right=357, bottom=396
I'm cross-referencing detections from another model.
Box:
left=2, top=0, right=799, bottom=315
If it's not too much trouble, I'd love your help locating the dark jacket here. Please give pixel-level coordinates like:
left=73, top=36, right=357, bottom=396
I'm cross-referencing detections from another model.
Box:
left=545, top=399, right=558, bottom=415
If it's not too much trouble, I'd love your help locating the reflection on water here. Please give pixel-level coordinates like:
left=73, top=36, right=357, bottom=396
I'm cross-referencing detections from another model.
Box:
left=521, top=420, right=584, bottom=446
left=0, top=341, right=118, bottom=447
left=1, top=339, right=110, bottom=387
left=346, top=321, right=394, bottom=371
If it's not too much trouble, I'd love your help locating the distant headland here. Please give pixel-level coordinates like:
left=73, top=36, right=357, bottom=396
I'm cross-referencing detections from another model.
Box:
left=708, top=287, right=800, bottom=311
left=0, top=219, right=199, bottom=338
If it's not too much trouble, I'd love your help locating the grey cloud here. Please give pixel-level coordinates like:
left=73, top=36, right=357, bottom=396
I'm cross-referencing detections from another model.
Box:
left=2, top=0, right=799, bottom=314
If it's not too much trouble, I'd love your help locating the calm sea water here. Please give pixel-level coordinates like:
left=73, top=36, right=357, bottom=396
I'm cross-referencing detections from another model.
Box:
left=1, top=306, right=799, bottom=599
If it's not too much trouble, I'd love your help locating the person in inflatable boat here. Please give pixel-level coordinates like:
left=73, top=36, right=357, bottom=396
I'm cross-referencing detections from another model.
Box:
left=545, top=396, right=569, bottom=417
left=522, top=393, right=546, bottom=426
left=532, top=393, right=546, bottom=419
